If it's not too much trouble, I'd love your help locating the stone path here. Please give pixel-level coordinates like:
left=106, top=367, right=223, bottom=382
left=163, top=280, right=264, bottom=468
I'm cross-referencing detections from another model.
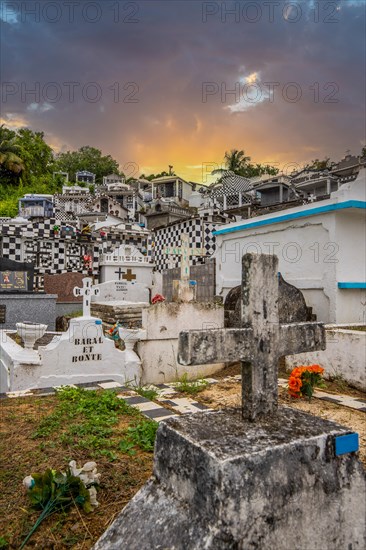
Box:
left=2, top=377, right=365, bottom=418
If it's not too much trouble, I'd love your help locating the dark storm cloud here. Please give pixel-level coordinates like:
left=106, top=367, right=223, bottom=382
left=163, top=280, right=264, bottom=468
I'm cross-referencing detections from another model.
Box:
left=1, top=0, right=365, bottom=180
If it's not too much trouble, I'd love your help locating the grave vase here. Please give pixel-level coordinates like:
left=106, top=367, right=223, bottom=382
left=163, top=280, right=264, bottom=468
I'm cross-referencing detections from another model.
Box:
left=15, top=322, right=48, bottom=363
left=119, top=327, right=146, bottom=353
left=16, top=322, right=48, bottom=350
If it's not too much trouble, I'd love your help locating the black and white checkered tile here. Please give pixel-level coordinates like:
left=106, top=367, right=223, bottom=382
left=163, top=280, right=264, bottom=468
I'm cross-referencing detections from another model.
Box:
left=146, top=377, right=366, bottom=413
left=153, top=218, right=218, bottom=272
left=0, top=380, right=212, bottom=421
left=0, top=218, right=143, bottom=289
left=1, top=378, right=365, bottom=415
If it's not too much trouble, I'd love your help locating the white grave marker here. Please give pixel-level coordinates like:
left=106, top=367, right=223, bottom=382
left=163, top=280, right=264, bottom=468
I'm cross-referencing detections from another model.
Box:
left=73, top=278, right=100, bottom=317
left=165, top=234, right=205, bottom=301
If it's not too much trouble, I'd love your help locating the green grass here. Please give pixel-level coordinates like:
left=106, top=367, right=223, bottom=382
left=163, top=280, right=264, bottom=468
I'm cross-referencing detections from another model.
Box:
left=126, top=420, right=158, bottom=452
left=31, top=386, right=158, bottom=459
left=133, top=385, right=159, bottom=401
left=66, top=310, right=83, bottom=319
left=175, top=373, right=209, bottom=396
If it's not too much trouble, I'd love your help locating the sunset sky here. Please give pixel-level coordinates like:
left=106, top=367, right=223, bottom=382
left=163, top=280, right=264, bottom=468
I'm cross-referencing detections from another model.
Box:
left=1, top=0, right=365, bottom=183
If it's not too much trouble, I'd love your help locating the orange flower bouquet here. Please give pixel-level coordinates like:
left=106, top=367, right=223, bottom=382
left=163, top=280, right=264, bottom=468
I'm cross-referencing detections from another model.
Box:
left=288, top=365, right=325, bottom=400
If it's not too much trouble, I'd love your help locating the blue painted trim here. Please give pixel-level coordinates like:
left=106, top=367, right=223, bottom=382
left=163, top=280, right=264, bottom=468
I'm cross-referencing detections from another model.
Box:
left=213, top=200, right=366, bottom=235
left=338, top=282, right=366, bottom=289
left=335, top=433, right=359, bottom=456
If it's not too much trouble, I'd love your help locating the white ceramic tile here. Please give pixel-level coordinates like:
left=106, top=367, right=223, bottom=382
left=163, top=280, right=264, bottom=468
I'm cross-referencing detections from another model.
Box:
left=133, top=402, right=163, bottom=412
left=98, top=381, right=123, bottom=389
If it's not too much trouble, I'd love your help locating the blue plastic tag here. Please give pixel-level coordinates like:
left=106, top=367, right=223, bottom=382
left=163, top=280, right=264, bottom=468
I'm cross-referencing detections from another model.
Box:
left=335, top=433, right=359, bottom=456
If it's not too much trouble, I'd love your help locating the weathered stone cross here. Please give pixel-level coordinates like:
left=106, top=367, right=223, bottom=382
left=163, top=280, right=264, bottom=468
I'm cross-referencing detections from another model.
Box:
left=165, top=234, right=205, bottom=281
left=73, top=277, right=100, bottom=317
left=178, top=253, right=326, bottom=421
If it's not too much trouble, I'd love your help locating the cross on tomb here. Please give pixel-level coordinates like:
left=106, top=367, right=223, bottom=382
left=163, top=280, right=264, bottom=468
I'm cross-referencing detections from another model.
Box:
left=178, top=253, right=326, bottom=421
left=73, top=277, right=100, bottom=317
left=114, top=267, right=124, bottom=281
left=122, top=268, right=136, bottom=282
left=165, top=234, right=205, bottom=281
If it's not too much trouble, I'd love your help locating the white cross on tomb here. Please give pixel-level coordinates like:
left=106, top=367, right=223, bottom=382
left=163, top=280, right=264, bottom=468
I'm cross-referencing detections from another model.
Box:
left=73, top=277, right=100, bottom=318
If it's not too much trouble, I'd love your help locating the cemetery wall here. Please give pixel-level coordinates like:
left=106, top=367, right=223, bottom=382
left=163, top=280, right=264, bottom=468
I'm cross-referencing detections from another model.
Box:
left=285, top=325, right=366, bottom=391
left=137, top=302, right=225, bottom=384
left=162, top=259, right=216, bottom=302
left=215, top=217, right=336, bottom=321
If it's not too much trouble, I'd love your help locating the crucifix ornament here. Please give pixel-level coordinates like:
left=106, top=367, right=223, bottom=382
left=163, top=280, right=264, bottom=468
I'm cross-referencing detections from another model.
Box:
left=178, top=253, right=326, bottom=421
left=73, top=277, right=100, bottom=317
left=122, top=268, right=136, bottom=282
left=115, top=267, right=124, bottom=281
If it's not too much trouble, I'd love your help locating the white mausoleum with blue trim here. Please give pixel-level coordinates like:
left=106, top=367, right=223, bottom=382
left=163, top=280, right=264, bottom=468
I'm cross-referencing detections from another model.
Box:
left=213, top=168, right=366, bottom=324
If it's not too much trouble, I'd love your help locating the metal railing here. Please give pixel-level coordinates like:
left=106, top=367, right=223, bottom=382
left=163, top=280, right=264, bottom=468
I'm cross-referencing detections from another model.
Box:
left=99, top=254, right=151, bottom=264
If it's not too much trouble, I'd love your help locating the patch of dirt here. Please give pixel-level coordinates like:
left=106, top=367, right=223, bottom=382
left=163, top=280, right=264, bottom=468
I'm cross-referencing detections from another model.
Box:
left=0, top=396, right=153, bottom=549
left=196, top=379, right=366, bottom=468
left=211, top=362, right=242, bottom=379
left=216, top=361, right=365, bottom=399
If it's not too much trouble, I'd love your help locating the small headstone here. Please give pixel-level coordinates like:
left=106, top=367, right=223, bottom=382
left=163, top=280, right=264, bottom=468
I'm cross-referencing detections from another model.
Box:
left=38, top=316, right=142, bottom=386
left=224, top=272, right=316, bottom=327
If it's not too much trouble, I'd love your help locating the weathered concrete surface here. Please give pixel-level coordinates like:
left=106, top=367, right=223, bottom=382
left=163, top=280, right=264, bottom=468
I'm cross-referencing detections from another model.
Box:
left=93, top=408, right=366, bottom=550
left=91, top=302, right=149, bottom=327
left=137, top=302, right=225, bottom=385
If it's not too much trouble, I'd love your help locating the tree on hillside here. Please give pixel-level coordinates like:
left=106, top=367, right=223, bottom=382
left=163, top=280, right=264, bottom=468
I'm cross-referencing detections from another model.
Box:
left=223, top=149, right=251, bottom=173
left=305, top=157, right=331, bottom=171
left=213, top=149, right=279, bottom=180
left=16, top=128, right=54, bottom=182
left=139, top=169, right=177, bottom=181
left=0, top=125, right=25, bottom=181
left=54, top=146, right=121, bottom=184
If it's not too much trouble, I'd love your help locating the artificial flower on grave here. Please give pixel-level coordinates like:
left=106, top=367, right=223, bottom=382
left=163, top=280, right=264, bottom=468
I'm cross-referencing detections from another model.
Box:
left=288, top=364, right=325, bottom=400
left=151, top=294, right=165, bottom=304
left=105, top=321, right=124, bottom=349
left=83, top=254, right=92, bottom=269
left=21, top=467, right=93, bottom=548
